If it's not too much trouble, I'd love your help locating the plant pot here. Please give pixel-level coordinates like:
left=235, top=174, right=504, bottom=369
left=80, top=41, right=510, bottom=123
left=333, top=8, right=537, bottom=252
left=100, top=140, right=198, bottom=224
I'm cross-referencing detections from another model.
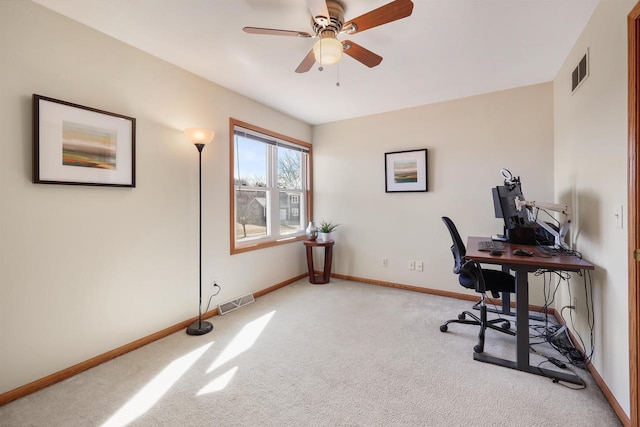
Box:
left=318, top=232, right=332, bottom=242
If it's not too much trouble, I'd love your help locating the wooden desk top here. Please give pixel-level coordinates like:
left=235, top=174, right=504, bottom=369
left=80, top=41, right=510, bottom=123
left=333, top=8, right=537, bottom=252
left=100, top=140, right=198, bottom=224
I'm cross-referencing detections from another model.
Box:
left=466, top=236, right=594, bottom=271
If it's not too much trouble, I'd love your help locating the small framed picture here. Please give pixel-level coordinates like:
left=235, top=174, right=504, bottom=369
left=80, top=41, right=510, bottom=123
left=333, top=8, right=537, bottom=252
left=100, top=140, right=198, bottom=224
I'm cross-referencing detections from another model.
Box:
left=33, top=94, right=136, bottom=187
left=384, top=149, right=428, bottom=193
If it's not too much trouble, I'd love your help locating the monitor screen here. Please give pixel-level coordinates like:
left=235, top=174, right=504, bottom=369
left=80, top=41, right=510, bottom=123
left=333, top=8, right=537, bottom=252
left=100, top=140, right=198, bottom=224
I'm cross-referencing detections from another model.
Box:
left=492, top=181, right=530, bottom=230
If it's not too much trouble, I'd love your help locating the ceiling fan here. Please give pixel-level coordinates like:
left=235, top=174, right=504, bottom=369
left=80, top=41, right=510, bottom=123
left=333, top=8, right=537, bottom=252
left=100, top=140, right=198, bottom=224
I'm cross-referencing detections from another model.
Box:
left=243, top=0, right=414, bottom=73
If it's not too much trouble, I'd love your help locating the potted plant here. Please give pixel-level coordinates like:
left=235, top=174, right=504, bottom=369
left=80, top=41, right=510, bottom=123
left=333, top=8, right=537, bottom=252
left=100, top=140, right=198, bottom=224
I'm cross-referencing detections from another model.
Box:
left=318, top=220, right=339, bottom=242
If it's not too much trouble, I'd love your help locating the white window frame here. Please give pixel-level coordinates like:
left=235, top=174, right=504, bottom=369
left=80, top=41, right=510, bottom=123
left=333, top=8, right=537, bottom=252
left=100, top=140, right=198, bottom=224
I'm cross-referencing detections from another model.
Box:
left=230, top=118, right=312, bottom=254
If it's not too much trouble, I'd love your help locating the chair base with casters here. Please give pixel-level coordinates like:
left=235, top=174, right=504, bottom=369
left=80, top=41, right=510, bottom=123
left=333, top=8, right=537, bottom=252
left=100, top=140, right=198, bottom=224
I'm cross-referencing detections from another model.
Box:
left=439, top=296, right=515, bottom=353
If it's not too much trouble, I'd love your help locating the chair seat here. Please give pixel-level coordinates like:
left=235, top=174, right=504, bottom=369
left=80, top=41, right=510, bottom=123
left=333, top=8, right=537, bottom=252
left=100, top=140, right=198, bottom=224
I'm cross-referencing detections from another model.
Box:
left=459, top=269, right=514, bottom=294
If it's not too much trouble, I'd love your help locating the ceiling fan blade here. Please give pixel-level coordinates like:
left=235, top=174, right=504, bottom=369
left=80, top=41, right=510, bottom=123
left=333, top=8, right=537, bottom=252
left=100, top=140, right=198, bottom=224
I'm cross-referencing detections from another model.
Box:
left=342, top=40, right=382, bottom=68
left=295, top=49, right=316, bottom=73
left=243, top=27, right=313, bottom=38
left=307, top=0, right=330, bottom=27
left=343, top=0, right=414, bottom=34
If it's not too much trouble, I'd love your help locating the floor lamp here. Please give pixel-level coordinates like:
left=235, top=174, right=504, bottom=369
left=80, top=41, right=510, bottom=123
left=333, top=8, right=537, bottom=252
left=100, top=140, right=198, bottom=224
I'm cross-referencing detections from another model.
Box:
left=184, top=128, right=215, bottom=336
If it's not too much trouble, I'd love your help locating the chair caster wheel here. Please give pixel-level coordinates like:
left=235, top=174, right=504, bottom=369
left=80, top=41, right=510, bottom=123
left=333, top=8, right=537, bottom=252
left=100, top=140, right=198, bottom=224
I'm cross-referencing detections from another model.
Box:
left=458, top=313, right=466, bottom=320
left=440, top=324, right=448, bottom=332
left=474, top=344, right=484, bottom=353
left=502, top=321, right=511, bottom=330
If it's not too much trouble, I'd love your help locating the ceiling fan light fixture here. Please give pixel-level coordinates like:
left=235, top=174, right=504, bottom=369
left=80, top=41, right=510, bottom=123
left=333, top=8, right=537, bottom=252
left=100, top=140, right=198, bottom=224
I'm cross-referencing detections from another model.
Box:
left=313, top=37, right=343, bottom=65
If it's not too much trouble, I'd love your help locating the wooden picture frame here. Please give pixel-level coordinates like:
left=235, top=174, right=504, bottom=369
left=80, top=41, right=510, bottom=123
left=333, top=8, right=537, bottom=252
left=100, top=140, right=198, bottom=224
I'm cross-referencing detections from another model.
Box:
left=385, top=149, right=428, bottom=193
left=33, top=94, right=136, bottom=187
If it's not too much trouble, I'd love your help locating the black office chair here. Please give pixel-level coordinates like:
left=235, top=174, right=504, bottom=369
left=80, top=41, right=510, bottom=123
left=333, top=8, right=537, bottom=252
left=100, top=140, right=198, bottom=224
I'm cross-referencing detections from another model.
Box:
left=439, top=216, right=516, bottom=353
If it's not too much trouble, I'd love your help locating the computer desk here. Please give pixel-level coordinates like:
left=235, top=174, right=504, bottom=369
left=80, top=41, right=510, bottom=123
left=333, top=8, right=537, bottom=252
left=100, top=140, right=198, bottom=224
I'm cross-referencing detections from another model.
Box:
left=466, top=236, right=595, bottom=384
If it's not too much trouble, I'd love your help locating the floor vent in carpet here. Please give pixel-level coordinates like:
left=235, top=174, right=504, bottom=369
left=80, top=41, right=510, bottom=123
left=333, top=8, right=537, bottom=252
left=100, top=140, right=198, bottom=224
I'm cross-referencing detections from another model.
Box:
left=218, top=293, right=255, bottom=315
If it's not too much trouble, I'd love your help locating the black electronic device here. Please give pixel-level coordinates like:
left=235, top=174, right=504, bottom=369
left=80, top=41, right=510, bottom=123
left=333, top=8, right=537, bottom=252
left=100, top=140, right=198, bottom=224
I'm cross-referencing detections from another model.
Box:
left=492, top=173, right=554, bottom=246
left=508, top=224, right=539, bottom=246
left=548, top=357, right=567, bottom=369
left=513, top=249, right=534, bottom=257
left=492, top=178, right=529, bottom=230
left=477, top=240, right=506, bottom=252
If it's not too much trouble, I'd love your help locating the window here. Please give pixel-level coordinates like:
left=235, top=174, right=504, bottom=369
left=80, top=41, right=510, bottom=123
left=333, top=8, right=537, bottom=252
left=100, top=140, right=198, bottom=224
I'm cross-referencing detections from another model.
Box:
left=230, top=118, right=312, bottom=253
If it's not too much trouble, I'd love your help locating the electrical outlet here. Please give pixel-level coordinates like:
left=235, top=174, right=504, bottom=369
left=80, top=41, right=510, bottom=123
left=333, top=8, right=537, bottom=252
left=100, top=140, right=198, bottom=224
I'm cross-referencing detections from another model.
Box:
left=408, top=261, right=415, bottom=271
left=416, top=261, right=424, bottom=272
left=382, top=258, right=388, bottom=267
left=211, top=276, right=219, bottom=288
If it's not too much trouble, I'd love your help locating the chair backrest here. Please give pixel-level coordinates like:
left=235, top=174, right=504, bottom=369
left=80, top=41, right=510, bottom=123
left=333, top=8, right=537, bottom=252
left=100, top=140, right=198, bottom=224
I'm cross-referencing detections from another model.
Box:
left=441, top=216, right=466, bottom=274
left=441, top=216, right=486, bottom=293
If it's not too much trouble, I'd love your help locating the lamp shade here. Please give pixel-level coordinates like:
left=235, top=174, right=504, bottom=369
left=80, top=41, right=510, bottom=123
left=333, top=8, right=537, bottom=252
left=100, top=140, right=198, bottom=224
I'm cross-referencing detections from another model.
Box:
left=184, top=128, right=215, bottom=145
left=313, top=37, right=343, bottom=65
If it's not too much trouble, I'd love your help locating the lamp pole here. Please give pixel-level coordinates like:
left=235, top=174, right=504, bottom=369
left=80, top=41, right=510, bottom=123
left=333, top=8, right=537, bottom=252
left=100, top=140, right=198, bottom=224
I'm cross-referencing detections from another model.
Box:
left=185, top=130, right=214, bottom=336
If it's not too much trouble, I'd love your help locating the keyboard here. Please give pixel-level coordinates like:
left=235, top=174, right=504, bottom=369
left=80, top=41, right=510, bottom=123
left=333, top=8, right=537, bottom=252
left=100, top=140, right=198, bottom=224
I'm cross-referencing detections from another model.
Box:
left=477, top=240, right=506, bottom=252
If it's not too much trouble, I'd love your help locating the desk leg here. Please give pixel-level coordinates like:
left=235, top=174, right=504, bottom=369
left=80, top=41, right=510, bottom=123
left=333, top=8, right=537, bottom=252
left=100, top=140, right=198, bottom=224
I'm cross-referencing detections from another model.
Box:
left=501, top=292, right=512, bottom=315
left=496, top=291, right=545, bottom=321
left=501, top=265, right=512, bottom=315
left=473, top=269, right=582, bottom=384
left=492, top=274, right=545, bottom=322
left=515, top=270, right=529, bottom=368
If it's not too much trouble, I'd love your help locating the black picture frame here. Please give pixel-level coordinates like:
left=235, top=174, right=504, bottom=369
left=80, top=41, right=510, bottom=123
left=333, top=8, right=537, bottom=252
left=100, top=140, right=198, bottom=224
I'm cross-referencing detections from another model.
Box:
left=384, top=149, right=428, bottom=193
left=33, top=94, right=136, bottom=187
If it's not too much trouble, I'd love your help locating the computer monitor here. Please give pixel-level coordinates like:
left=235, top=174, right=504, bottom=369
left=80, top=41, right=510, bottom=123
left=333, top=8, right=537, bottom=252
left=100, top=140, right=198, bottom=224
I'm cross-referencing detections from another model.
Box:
left=492, top=180, right=530, bottom=230
left=492, top=177, right=556, bottom=246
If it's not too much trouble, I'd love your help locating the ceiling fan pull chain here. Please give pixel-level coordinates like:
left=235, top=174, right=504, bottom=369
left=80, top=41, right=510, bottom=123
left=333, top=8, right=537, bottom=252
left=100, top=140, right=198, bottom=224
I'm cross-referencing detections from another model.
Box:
left=336, top=63, right=340, bottom=87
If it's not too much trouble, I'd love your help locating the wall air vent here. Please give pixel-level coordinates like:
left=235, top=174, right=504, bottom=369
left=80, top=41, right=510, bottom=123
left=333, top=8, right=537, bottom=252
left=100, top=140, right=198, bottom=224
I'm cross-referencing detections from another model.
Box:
left=571, top=49, right=589, bottom=93
left=218, top=293, right=255, bottom=315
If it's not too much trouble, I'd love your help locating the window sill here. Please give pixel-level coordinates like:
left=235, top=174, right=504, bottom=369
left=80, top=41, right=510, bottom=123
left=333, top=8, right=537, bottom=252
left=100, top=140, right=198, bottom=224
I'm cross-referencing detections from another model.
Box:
left=231, top=234, right=307, bottom=255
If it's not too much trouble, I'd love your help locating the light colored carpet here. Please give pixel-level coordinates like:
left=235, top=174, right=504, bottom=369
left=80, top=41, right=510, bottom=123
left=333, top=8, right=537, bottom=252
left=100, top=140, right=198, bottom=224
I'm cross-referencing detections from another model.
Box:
left=0, top=278, right=621, bottom=426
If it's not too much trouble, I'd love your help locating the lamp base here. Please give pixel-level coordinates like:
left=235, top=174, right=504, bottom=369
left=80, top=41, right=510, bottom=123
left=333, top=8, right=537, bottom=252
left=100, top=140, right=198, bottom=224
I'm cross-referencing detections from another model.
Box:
left=186, top=319, right=213, bottom=336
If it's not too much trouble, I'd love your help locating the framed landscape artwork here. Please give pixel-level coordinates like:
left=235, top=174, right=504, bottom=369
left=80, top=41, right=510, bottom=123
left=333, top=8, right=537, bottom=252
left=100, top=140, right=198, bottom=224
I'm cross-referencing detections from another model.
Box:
left=33, top=94, right=136, bottom=187
left=384, top=149, right=428, bottom=193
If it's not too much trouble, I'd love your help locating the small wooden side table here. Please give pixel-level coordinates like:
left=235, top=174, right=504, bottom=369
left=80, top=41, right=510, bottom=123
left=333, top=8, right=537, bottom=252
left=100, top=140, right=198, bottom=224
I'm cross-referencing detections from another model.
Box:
left=303, top=239, right=334, bottom=284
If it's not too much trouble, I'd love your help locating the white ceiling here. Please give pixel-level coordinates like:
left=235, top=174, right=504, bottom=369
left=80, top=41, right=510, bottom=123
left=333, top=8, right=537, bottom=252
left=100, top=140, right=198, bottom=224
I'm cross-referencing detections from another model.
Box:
left=33, top=0, right=600, bottom=125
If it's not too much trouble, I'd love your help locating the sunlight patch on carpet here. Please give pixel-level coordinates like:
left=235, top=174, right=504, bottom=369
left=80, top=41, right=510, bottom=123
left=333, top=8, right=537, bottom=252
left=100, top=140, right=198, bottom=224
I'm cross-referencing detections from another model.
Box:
left=207, top=311, right=275, bottom=373
left=101, top=342, right=213, bottom=427
left=197, top=366, right=239, bottom=395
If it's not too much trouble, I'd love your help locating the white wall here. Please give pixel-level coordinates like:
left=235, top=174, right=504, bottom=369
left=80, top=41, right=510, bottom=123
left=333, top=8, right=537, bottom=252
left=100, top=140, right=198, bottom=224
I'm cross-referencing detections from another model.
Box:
left=1, top=1, right=633, bottom=416
left=312, top=83, right=554, bottom=300
left=553, top=0, right=634, bottom=416
left=0, top=2, right=311, bottom=394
